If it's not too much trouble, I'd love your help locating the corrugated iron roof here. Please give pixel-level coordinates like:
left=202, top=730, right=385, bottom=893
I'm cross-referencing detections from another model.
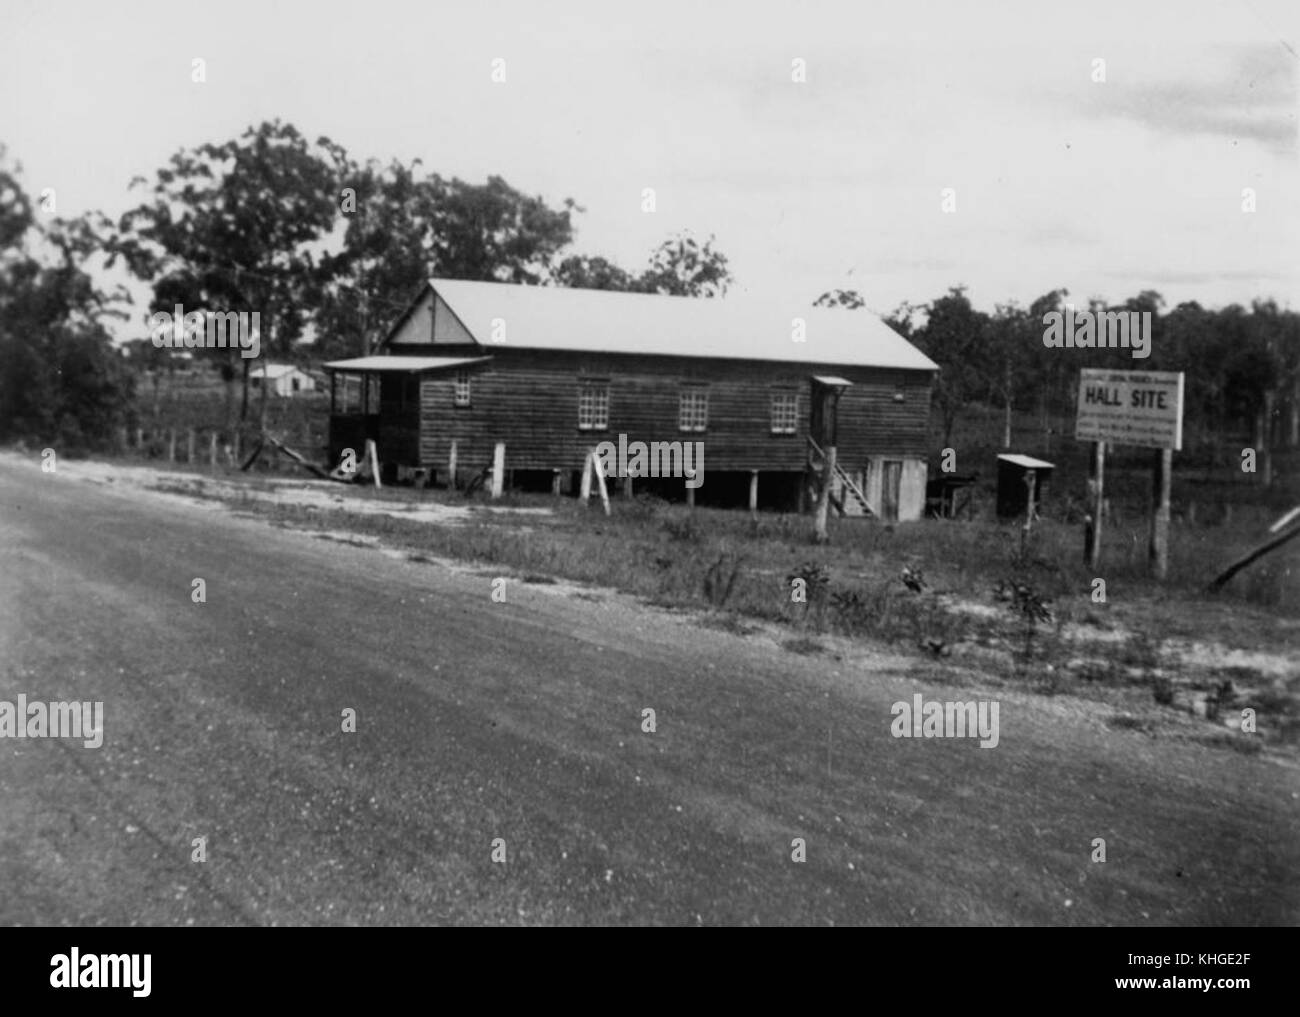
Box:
left=997, top=454, right=1055, bottom=469
left=322, top=355, right=491, bottom=372
left=423, top=279, right=939, bottom=371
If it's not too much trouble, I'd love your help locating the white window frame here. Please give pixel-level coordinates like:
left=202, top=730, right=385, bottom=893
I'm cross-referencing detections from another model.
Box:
left=578, top=381, right=609, bottom=430
left=679, top=385, right=709, bottom=433
left=454, top=370, right=472, bottom=407
left=770, top=390, right=798, bottom=434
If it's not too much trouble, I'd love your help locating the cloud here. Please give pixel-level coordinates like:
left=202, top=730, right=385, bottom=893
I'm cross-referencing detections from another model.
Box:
left=1083, top=44, right=1297, bottom=151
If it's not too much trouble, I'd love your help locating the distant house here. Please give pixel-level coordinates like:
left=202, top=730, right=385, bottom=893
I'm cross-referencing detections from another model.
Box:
left=250, top=363, right=317, bottom=397
left=323, top=279, right=939, bottom=519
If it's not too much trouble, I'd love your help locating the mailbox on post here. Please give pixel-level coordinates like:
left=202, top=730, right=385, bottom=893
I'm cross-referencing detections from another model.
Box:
left=996, top=454, right=1055, bottom=519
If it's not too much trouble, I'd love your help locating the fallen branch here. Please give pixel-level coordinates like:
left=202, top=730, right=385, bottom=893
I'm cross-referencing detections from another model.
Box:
left=1268, top=505, right=1300, bottom=534
left=239, top=441, right=264, bottom=472
left=1207, top=521, right=1300, bottom=592
left=262, top=433, right=333, bottom=480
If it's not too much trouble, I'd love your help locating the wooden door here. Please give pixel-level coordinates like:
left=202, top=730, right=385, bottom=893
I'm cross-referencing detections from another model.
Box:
left=882, top=460, right=902, bottom=522
left=809, top=380, right=840, bottom=450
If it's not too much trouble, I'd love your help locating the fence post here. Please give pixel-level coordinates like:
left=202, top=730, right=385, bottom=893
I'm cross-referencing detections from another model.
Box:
left=366, top=439, right=382, bottom=489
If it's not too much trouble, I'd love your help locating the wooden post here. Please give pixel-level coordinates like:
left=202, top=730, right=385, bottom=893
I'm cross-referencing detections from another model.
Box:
left=623, top=476, right=634, bottom=500
left=551, top=469, right=562, bottom=496
left=233, top=431, right=241, bottom=465
left=593, top=452, right=610, bottom=516
left=1021, top=469, right=1038, bottom=555
left=491, top=442, right=505, bottom=498
left=1149, top=448, right=1172, bottom=579
left=187, top=429, right=195, bottom=464
left=135, top=427, right=144, bottom=449
left=749, top=470, right=759, bottom=518
left=448, top=441, right=458, bottom=490
left=366, top=439, right=382, bottom=489
left=814, top=446, right=836, bottom=543
left=209, top=432, right=218, bottom=469
left=1084, top=441, right=1105, bottom=569
left=168, top=429, right=177, bottom=463
left=580, top=452, right=594, bottom=505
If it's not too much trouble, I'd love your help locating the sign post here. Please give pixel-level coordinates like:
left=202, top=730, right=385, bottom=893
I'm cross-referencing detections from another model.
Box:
left=1150, top=448, right=1173, bottom=579
left=1084, top=440, right=1105, bottom=570
left=1074, top=369, right=1184, bottom=577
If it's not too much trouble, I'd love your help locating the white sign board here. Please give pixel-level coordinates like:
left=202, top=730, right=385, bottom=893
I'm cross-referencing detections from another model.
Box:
left=1075, top=369, right=1184, bottom=451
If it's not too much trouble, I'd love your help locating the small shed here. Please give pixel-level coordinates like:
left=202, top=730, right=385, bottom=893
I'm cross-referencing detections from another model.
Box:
left=926, top=472, right=979, bottom=519
left=996, top=454, right=1055, bottom=519
left=250, top=363, right=317, bottom=397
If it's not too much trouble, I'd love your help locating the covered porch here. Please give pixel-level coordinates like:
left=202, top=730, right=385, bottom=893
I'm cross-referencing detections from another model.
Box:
left=322, top=355, right=489, bottom=474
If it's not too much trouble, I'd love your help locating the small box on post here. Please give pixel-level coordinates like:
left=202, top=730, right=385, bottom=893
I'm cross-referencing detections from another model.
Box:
left=996, top=454, right=1055, bottom=519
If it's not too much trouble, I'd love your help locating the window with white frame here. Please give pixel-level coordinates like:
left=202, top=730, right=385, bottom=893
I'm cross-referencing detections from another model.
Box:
left=679, top=385, right=709, bottom=432
left=454, top=370, right=472, bottom=407
left=578, top=381, right=609, bottom=430
left=770, top=391, right=798, bottom=434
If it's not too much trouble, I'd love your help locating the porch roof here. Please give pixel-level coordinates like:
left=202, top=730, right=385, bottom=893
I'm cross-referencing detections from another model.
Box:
left=322, top=355, right=490, bottom=373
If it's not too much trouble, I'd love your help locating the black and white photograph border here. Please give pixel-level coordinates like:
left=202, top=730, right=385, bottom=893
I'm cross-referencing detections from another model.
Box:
left=0, top=0, right=1296, bottom=957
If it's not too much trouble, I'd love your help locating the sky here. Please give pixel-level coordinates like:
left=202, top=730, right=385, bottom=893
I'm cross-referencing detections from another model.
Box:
left=2, top=0, right=1297, bottom=335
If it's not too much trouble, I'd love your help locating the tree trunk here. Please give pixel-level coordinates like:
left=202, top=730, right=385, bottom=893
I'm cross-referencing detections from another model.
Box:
left=224, top=362, right=237, bottom=433
left=239, top=358, right=251, bottom=423
left=1261, top=390, right=1275, bottom=487
left=1289, top=374, right=1299, bottom=448
left=1284, top=374, right=1294, bottom=449
left=259, top=358, right=269, bottom=435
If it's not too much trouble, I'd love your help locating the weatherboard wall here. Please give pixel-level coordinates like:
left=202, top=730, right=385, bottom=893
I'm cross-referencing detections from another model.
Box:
left=411, top=348, right=933, bottom=475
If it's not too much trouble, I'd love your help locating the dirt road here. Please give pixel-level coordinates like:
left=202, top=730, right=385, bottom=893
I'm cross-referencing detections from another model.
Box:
left=1, top=453, right=1295, bottom=925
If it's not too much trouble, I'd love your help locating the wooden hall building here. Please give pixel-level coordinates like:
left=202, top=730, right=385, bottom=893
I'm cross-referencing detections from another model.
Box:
left=323, top=279, right=939, bottom=521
